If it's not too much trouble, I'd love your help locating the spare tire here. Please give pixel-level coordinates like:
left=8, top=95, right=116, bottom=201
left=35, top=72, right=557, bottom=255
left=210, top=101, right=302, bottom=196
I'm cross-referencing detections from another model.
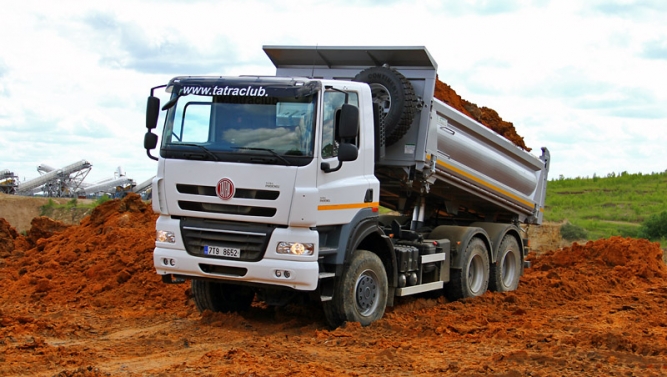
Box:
left=353, top=65, right=418, bottom=146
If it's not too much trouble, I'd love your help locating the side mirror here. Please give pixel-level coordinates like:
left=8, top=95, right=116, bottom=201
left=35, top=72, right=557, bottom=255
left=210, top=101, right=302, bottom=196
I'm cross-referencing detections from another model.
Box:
left=337, top=104, right=359, bottom=140
left=322, top=104, right=360, bottom=173
left=144, top=132, right=158, bottom=149
left=144, top=131, right=159, bottom=161
left=337, top=143, right=358, bottom=162
left=321, top=143, right=358, bottom=173
left=146, top=96, right=160, bottom=129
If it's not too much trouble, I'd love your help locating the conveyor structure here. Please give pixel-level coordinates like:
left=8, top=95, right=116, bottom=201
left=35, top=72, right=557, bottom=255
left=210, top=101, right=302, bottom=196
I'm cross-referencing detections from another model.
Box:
left=78, top=177, right=135, bottom=197
left=132, top=176, right=154, bottom=199
left=17, top=160, right=92, bottom=197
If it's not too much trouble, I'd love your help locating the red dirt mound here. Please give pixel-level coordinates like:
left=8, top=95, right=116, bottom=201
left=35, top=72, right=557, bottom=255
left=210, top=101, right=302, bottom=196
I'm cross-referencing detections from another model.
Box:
left=25, top=217, right=70, bottom=249
left=434, top=78, right=530, bottom=151
left=522, top=236, right=666, bottom=300
left=0, top=218, right=21, bottom=257
left=0, top=194, right=189, bottom=315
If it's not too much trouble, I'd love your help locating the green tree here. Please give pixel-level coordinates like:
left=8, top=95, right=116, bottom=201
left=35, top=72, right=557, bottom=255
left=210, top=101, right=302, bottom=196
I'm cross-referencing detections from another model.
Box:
left=638, top=211, right=667, bottom=240
left=560, top=222, right=588, bottom=241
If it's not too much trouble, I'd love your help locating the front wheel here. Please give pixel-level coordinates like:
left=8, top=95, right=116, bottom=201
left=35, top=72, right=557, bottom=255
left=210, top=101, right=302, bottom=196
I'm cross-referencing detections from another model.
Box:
left=446, top=238, right=490, bottom=300
left=323, top=250, right=388, bottom=328
left=191, top=279, right=255, bottom=313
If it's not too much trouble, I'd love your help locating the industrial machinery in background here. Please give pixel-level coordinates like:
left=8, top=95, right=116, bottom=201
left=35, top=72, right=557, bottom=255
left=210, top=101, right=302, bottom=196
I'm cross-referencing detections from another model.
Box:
left=1, top=162, right=150, bottom=199
left=132, top=176, right=154, bottom=200
left=77, top=167, right=135, bottom=198
left=16, top=160, right=92, bottom=197
left=0, top=169, right=18, bottom=194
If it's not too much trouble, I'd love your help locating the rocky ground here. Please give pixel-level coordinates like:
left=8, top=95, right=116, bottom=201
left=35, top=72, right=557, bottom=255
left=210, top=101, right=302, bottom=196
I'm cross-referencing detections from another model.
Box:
left=1, top=194, right=666, bottom=376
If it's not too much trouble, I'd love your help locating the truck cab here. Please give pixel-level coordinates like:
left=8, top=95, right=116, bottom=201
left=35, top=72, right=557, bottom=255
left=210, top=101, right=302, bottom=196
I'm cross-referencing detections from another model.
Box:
left=146, top=74, right=384, bottom=309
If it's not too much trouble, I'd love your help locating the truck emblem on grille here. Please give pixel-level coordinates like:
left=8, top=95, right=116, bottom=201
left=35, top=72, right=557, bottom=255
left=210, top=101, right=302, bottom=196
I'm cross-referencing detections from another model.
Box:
left=216, top=178, right=235, bottom=200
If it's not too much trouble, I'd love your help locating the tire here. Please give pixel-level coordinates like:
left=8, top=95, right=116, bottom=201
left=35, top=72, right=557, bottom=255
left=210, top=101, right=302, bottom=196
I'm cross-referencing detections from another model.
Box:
left=322, top=296, right=344, bottom=328
left=489, top=235, right=522, bottom=292
left=353, top=65, right=418, bottom=146
left=323, top=250, right=388, bottom=328
left=445, top=238, right=490, bottom=300
left=191, top=279, right=254, bottom=313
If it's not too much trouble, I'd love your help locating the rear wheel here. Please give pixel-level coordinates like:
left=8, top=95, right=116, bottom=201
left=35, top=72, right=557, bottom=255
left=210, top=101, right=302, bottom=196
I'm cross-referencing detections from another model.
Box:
left=489, top=235, right=522, bottom=292
left=191, top=279, right=255, bottom=313
left=446, top=238, right=490, bottom=300
left=323, top=250, right=388, bottom=328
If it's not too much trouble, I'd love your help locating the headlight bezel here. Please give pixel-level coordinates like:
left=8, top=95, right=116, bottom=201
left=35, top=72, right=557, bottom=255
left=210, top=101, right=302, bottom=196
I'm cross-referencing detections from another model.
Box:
left=156, top=230, right=176, bottom=243
left=276, top=241, right=315, bottom=256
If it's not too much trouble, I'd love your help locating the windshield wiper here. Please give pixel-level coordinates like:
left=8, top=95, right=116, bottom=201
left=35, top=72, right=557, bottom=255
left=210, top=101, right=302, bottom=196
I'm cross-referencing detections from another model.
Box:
left=233, top=147, right=292, bottom=165
left=175, top=143, right=220, bottom=161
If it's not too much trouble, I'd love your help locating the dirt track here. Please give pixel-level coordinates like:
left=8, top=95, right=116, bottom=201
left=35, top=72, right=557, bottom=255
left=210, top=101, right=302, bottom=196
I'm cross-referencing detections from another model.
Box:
left=1, top=194, right=666, bottom=376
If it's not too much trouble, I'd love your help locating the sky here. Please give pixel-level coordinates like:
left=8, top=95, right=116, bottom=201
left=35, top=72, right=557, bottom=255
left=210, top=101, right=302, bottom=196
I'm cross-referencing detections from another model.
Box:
left=1, top=0, right=666, bottom=188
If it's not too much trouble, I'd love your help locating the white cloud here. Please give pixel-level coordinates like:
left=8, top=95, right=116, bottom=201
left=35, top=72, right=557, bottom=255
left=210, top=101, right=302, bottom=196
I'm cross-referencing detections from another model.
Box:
left=1, top=0, right=666, bottom=191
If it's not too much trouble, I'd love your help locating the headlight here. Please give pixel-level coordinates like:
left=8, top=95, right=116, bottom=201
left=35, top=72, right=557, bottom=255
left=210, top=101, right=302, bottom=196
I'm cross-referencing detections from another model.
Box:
left=276, top=241, right=314, bottom=255
left=156, top=230, right=176, bottom=243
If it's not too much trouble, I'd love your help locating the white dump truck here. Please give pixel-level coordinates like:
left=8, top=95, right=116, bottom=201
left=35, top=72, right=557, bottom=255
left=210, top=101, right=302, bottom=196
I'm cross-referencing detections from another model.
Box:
left=144, top=46, right=550, bottom=327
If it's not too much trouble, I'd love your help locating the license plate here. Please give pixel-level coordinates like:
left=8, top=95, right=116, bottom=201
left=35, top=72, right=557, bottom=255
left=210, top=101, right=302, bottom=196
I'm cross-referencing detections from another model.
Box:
left=204, top=246, right=240, bottom=258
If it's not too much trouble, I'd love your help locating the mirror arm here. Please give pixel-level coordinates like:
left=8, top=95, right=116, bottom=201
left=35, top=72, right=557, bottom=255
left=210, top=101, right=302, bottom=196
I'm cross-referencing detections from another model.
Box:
left=320, top=161, right=343, bottom=173
left=150, top=84, right=167, bottom=97
left=146, top=150, right=158, bottom=161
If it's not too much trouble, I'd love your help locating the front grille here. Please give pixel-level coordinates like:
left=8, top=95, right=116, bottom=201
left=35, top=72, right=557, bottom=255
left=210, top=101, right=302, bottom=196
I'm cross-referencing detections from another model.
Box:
left=181, top=218, right=275, bottom=261
left=177, top=184, right=280, bottom=200
left=179, top=201, right=276, bottom=217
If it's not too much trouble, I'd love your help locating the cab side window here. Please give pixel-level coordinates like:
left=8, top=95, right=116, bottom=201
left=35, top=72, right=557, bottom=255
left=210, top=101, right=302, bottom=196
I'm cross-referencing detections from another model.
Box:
left=321, top=91, right=359, bottom=158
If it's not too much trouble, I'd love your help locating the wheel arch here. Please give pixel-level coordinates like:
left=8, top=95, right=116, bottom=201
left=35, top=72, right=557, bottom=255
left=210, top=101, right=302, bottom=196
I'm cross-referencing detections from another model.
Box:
left=428, top=225, right=492, bottom=269
left=321, top=217, right=395, bottom=327
left=470, top=222, right=523, bottom=263
left=356, top=231, right=397, bottom=288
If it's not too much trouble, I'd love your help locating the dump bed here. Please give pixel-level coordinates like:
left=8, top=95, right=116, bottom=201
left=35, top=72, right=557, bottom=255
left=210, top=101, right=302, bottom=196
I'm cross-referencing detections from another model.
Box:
left=264, top=45, right=550, bottom=224
left=427, top=98, right=550, bottom=224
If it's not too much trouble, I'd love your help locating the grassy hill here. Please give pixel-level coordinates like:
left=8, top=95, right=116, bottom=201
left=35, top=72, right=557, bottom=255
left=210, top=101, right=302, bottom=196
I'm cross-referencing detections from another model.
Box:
left=544, top=170, right=667, bottom=242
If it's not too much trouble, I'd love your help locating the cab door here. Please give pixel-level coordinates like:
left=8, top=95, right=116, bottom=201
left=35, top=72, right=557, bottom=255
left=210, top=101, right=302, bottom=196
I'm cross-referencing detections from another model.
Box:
left=316, top=88, right=375, bottom=226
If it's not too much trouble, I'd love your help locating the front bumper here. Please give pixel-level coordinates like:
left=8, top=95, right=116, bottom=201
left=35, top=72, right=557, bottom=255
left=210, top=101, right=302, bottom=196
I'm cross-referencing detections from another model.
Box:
left=154, top=247, right=319, bottom=291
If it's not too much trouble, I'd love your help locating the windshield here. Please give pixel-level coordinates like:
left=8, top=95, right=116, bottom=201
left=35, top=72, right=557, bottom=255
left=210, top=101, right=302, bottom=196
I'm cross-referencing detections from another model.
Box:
left=161, top=80, right=318, bottom=165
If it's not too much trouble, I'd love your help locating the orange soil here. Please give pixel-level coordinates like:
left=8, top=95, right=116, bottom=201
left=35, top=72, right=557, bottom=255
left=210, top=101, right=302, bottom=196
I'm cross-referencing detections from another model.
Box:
left=434, top=78, right=531, bottom=151
left=1, top=194, right=666, bottom=376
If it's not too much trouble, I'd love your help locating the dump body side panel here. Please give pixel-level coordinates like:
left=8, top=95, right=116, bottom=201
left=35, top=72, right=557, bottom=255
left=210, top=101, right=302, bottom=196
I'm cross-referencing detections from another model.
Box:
left=263, top=46, right=549, bottom=224
left=428, top=99, right=549, bottom=223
